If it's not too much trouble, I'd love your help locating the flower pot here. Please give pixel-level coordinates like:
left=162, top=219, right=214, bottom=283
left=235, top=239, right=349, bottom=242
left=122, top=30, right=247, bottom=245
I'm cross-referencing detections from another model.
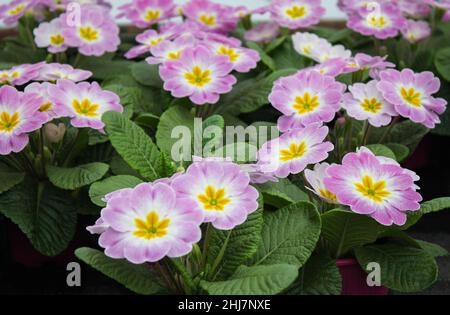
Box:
left=336, top=258, right=389, bottom=295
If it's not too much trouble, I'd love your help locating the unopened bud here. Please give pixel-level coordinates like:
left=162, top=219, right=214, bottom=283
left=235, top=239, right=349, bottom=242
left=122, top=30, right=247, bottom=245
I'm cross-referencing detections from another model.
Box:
left=44, top=123, right=66, bottom=143
left=336, top=117, right=346, bottom=126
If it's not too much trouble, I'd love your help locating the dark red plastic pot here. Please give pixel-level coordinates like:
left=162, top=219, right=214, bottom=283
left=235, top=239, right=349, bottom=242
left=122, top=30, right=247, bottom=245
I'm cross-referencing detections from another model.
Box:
left=336, top=258, right=389, bottom=295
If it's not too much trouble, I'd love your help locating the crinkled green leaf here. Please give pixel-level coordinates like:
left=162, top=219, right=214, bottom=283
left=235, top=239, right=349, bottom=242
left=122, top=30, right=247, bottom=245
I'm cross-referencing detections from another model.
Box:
left=200, top=264, right=298, bottom=295
left=47, top=163, right=109, bottom=190
left=89, top=175, right=143, bottom=207
left=75, top=247, right=164, bottom=295
left=251, top=201, right=321, bottom=267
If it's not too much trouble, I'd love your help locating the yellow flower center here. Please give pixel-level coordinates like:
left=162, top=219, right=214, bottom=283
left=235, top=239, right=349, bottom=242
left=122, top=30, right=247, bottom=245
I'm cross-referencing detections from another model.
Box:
left=0, top=72, right=19, bottom=85
left=199, top=14, right=215, bottom=26
left=0, top=112, right=20, bottom=132
left=217, top=46, right=240, bottom=62
left=72, top=98, right=100, bottom=117
left=50, top=34, right=65, bottom=46
left=184, top=66, right=212, bottom=87
left=303, top=45, right=312, bottom=55
left=280, top=141, right=307, bottom=161
left=144, top=8, right=161, bottom=21
left=361, top=97, right=383, bottom=113
left=355, top=175, right=390, bottom=203
left=293, top=92, right=320, bottom=114
left=79, top=26, right=99, bottom=42
left=39, top=102, right=53, bottom=112
left=198, top=185, right=231, bottom=211
left=286, top=5, right=307, bottom=19
left=149, top=37, right=164, bottom=46
left=319, top=188, right=337, bottom=202
left=8, top=4, right=25, bottom=16
left=133, top=211, right=170, bottom=240
left=367, top=15, right=387, bottom=28
left=167, top=51, right=181, bottom=59
left=400, top=87, right=421, bottom=107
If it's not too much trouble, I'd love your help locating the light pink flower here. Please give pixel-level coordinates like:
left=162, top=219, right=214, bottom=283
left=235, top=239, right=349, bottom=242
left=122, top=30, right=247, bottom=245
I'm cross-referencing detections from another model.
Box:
left=269, top=0, right=325, bottom=29
left=0, top=63, right=43, bottom=86
left=343, top=53, right=395, bottom=80
left=48, top=79, right=123, bottom=131
left=244, top=22, right=280, bottom=44
left=396, top=0, right=431, bottom=18
left=91, top=182, right=203, bottom=263
left=206, top=41, right=260, bottom=73
left=0, top=0, right=35, bottom=25
left=146, top=34, right=196, bottom=65
left=159, top=46, right=236, bottom=105
left=304, top=163, right=338, bottom=204
left=401, top=20, right=431, bottom=43
left=347, top=2, right=407, bottom=39
left=24, top=82, right=63, bottom=122
left=172, top=160, right=259, bottom=230
left=269, top=70, right=345, bottom=131
left=182, top=0, right=239, bottom=34
left=125, top=29, right=173, bottom=59
left=310, top=58, right=347, bottom=77
left=33, top=16, right=68, bottom=53
left=324, top=147, right=422, bottom=226
left=342, top=80, right=397, bottom=127
left=61, top=5, right=120, bottom=56
left=292, top=32, right=351, bottom=63
left=0, top=85, right=47, bottom=155
left=257, top=124, right=334, bottom=178
left=37, top=63, right=92, bottom=82
left=121, top=0, right=175, bottom=28
left=377, top=69, right=447, bottom=128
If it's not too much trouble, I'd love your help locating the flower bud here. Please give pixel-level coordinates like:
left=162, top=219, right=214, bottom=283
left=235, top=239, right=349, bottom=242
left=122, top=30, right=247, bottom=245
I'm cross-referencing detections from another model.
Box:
left=44, top=123, right=66, bottom=143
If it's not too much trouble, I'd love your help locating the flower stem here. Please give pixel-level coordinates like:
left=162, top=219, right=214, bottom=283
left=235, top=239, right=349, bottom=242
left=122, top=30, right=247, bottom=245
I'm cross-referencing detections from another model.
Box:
left=201, top=223, right=212, bottom=268
left=378, top=116, right=399, bottom=144
left=167, top=258, right=196, bottom=295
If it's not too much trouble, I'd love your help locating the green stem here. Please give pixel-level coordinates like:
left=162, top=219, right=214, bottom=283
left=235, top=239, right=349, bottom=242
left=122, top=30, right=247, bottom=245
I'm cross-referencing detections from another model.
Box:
left=345, top=118, right=353, bottom=152
left=209, top=231, right=232, bottom=280
left=73, top=52, right=82, bottom=68
left=167, top=258, right=196, bottom=295
left=201, top=223, right=212, bottom=268
left=361, top=122, right=372, bottom=146
left=25, top=17, right=37, bottom=51
left=39, top=128, right=46, bottom=177
left=63, top=128, right=88, bottom=167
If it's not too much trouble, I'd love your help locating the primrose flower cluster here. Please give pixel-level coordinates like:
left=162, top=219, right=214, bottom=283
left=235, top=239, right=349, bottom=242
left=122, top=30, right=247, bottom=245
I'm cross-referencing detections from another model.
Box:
left=0, top=62, right=123, bottom=155
left=338, top=0, right=444, bottom=41
left=251, top=28, right=447, bottom=226
left=88, top=159, right=259, bottom=264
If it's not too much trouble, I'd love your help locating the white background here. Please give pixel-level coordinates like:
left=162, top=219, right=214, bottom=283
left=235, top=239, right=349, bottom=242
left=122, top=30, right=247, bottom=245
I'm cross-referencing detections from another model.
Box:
left=0, top=0, right=346, bottom=28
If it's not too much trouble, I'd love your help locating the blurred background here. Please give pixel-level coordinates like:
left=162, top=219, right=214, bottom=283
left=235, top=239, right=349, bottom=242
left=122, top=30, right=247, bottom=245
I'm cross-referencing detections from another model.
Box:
left=0, top=0, right=347, bottom=28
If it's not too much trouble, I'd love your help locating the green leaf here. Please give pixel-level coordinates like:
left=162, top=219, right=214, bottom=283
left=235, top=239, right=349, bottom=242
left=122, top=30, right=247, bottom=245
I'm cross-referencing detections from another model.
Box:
left=255, top=178, right=308, bottom=208
left=435, top=47, right=450, bottom=82
left=272, top=40, right=305, bottom=70
left=77, top=57, right=134, bottom=80
left=388, top=120, right=429, bottom=152
left=365, top=144, right=396, bottom=160
left=200, top=264, right=298, bottom=295
left=89, top=175, right=143, bottom=207
left=416, top=240, right=449, bottom=257
left=130, top=62, right=163, bottom=88
left=251, top=201, right=321, bottom=267
left=265, top=36, right=287, bottom=53
left=245, top=41, right=276, bottom=70
left=384, top=143, right=410, bottom=162
left=207, top=196, right=264, bottom=280
left=289, top=253, right=342, bottom=295
left=102, top=84, right=142, bottom=119
left=417, top=197, right=450, bottom=215
left=0, top=179, right=77, bottom=256
left=47, top=163, right=109, bottom=190
left=355, top=244, right=438, bottom=292
left=203, top=114, right=225, bottom=148
left=0, top=163, right=25, bottom=194
left=156, top=106, right=195, bottom=157
left=217, top=69, right=297, bottom=115
left=75, top=247, right=164, bottom=295
left=321, top=209, right=382, bottom=258
left=103, top=111, right=161, bottom=181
